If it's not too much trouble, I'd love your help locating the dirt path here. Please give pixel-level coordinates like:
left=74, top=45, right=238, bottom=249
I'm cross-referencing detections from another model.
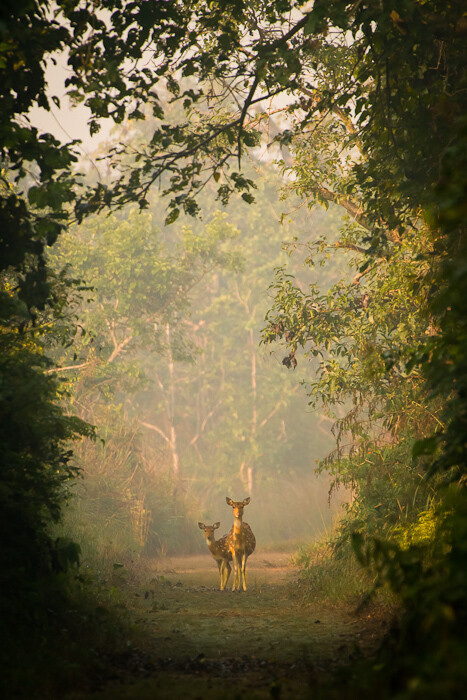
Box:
left=66, top=550, right=391, bottom=699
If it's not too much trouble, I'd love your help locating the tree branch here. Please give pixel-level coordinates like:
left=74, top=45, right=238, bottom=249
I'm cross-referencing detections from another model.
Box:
left=44, top=361, right=90, bottom=375
left=140, top=421, right=172, bottom=446
left=189, top=399, right=223, bottom=446
left=335, top=241, right=372, bottom=255
left=316, top=186, right=371, bottom=231
left=107, top=334, right=134, bottom=363
left=238, top=75, right=259, bottom=167
left=258, top=400, right=284, bottom=430
left=298, top=84, right=364, bottom=154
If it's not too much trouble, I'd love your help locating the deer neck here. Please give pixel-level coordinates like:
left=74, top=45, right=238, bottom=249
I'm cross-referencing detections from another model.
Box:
left=233, top=514, right=244, bottom=537
left=206, top=537, right=218, bottom=555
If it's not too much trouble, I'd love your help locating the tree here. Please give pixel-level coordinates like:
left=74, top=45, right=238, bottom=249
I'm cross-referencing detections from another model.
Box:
left=49, top=159, right=338, bottom=554
left=0, top=0, right=214, bottom=616
left=0, top=284, right=93, bottom=615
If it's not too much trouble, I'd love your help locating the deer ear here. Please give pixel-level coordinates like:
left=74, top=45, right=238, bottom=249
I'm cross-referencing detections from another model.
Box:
left=243, top=497, right=251, bottom=506
left=214, top=522, right=220, bottom=529
left=226, top=497, right=233, bottom=506
left=198, top=522, right=205, bottom=529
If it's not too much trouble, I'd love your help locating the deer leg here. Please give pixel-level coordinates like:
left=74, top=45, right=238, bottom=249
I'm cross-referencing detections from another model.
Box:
left=241, top=553, right=248, bottom=591
left=231, top=556, right=237, bottom=591
left=220, top=559, right=230, bottom=591
left=232, top=553, right=241, bottom=591
left=219, top=560, right=225, bottom=590
left=224, top=560, right=232, bottom=590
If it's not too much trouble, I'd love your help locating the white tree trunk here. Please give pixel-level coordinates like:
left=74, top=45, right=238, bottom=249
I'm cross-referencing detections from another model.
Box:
left=166, top=324, right=180, bottom=479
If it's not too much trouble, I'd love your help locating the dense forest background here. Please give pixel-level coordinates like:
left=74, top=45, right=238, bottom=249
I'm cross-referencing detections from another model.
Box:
left=48, top=155, right=346, bottom=557
left=1, top=1, right=466, bottom=698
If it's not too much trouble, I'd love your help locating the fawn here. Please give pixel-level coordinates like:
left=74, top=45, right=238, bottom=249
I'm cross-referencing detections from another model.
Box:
left=198, top=521, right=232, bottom=590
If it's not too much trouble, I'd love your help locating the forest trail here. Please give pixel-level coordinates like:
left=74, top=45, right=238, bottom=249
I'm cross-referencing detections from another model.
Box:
left=65, top=551, right=391, bottom=699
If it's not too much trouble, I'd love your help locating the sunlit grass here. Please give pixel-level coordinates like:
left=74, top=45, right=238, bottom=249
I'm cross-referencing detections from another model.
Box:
left=291, top=538, right=398, bottom=611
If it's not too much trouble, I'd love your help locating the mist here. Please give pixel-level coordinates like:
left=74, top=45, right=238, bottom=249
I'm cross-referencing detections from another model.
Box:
left=48, top=138, right=348, bottom=563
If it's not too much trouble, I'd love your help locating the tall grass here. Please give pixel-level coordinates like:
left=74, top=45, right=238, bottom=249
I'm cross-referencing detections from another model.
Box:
left=291, top=537, right=398, bottom=610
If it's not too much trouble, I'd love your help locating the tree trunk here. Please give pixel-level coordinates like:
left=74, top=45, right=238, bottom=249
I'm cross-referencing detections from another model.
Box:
left=248, top=328, right=256, bottom=496
left=166, top=323, right=180, bottom=479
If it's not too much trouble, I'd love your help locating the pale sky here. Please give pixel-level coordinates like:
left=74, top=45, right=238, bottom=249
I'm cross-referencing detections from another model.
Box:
left=28, top=53, right=113, bottom=159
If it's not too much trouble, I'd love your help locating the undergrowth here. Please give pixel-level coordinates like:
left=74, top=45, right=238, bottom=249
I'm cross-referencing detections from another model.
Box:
left=291, top=538, right=398, bottom=612
left=0, top=555, right=147, bottom=700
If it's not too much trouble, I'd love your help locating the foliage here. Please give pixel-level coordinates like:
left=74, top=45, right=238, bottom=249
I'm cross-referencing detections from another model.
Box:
left=46, top=202, right=242, bottom=553
left=0, top=551, right=147, bottom=700
left=48, top=164, right=338, bottom=555
left=347, top=484, right=467, bottom=697
left=0, top=321, right=93, bottom=616
left=260, top=208, right=442, bottom=539
left=252, top=3, right=467, bottom=695
left=0, top=0, right=164, bottom=651
left=292, top=537, right=396, bottom=611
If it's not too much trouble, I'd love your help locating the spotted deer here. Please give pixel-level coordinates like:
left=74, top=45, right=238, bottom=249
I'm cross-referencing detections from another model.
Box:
left=198, top=522, right=232, bottom=590
left=225, top=497, right=256, bottom=591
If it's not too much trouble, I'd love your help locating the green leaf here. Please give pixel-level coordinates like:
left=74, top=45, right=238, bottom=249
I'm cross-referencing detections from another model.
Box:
left=165, top=208, right=180, bottom=225
left=412, top=435, right=439, bottom=460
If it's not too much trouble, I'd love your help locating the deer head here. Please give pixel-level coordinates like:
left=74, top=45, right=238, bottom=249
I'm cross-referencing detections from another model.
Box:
left=225, top=497, right=250, bottom=518
left=198, top=522, right=220, bottom=542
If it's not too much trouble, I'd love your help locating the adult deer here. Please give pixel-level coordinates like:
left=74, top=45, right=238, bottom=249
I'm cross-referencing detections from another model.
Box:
left=225, top=497, right=256, bottom=591
left=198, top=522, right=232, bottom=591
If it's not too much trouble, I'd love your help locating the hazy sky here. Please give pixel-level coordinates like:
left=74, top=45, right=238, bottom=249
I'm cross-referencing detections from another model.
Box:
left=28, top=53, right=113, bottom=156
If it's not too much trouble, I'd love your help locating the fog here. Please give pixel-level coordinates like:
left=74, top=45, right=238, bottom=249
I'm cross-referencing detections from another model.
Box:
left=40, top=103, right=350, bottom=562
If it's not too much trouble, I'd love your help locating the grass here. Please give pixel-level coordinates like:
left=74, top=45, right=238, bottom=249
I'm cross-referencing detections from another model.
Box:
left=290, top=538, right=398, bottom=612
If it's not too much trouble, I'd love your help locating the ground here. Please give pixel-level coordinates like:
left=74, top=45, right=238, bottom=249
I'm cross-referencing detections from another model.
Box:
left=65, top=549, right=394, bottom=699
